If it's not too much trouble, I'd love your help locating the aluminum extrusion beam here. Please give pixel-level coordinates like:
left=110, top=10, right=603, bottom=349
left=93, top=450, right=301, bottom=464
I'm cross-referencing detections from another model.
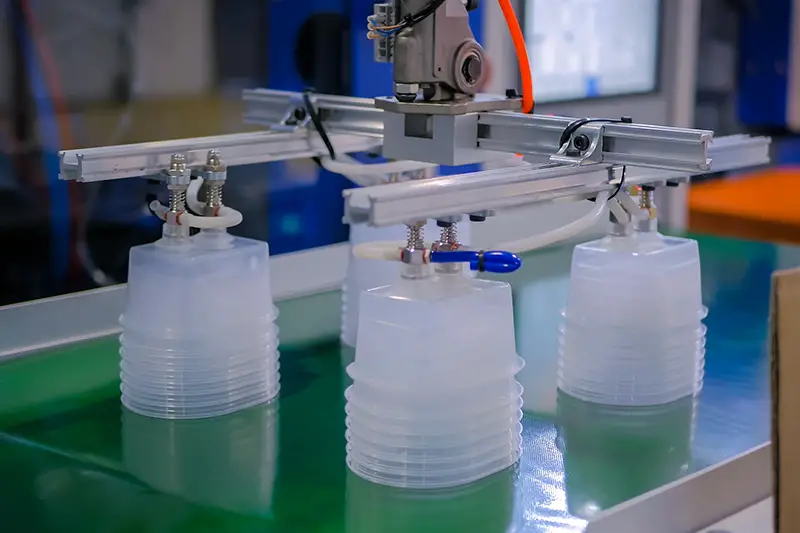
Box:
left=60, top=87, right=770, bottom=185
left=477, top=112, right=715, bottom=173
left=344, top=134, right=772, bottom=226
left=242, top=89, right=384, bottom=137
left=239, top=89, right=732, bottom=173
left=59, top=131, right=381, bottom=183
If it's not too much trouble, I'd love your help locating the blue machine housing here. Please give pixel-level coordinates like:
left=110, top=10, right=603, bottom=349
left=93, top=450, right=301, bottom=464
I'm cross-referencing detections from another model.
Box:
left=738, top=0, right=800, bottom=134
left=267, top=0, right=484, bottom=254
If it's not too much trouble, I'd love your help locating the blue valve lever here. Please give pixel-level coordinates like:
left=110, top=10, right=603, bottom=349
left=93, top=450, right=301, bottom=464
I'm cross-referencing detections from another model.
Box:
left=429, top=250, right=522, bottom=274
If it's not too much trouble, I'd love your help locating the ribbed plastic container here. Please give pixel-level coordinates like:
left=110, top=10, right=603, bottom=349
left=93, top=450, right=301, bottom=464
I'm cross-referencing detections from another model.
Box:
left=341, top=222, right=472, bottom=348
left=346, top=274, right=523, bottom=489
left=557, top=232, right=706, bottom=406
left=120, top=230, right=280, bottom=419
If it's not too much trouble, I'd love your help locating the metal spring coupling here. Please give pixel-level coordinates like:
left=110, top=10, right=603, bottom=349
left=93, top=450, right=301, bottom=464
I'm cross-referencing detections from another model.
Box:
left=206, top=183, right=223, bottom=213
left=406, top=223, right=424, bottom=250
left=401, top=221, right=428, bottom=278
left=203, top=149, right=226, bottom=216
left=434, top=219, right=461, bottom=274
left=165, top=153, right=190, bottom=217
left=169, top=189, right=187, bottom=214
left=439, top=224, right=457, bottom=246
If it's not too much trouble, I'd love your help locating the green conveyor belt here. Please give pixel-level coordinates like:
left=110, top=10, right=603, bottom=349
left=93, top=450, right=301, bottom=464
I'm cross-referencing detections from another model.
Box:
left=0, top=233, right=787, bottom=532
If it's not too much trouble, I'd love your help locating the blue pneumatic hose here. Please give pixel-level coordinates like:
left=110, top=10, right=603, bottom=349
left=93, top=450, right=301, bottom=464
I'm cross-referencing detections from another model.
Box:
left=430, top=250, right=522, bottom=274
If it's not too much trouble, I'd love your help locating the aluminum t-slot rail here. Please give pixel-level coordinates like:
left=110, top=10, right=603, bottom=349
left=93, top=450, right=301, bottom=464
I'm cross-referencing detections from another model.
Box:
left=59, top=130, right=381, bottom=183
left=344, top=134, right=772, bottom=227
left=242, top=89, right=731, bottom=173
left=242, top=89, right=383, bottom=137
left=476, top=112, right=713, bottom=172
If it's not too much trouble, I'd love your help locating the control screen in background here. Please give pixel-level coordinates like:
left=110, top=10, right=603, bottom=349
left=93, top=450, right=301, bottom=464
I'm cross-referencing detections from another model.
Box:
left=523, top=0, right=660, bottom=103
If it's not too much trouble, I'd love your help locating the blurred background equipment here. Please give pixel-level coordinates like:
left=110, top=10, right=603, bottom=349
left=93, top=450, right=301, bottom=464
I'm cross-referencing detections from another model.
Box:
left=0, top=0, right=391, bottom=305
left=688, top=0, right=800, bottom=244
left=0, top=0, right=798, bottom=299
left=523, top=0, right=661, bottom=103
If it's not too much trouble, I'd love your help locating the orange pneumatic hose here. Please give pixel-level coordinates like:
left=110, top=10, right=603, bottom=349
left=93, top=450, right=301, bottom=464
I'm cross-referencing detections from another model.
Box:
left=497, top=0, right=534, bottom=113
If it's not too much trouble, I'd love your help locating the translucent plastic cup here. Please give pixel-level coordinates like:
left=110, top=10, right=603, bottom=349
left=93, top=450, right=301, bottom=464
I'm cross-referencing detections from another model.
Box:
left=558, top=233, right=706, bottom=407
left=346, top=412, right=523, bottom=447
left=346, top=433, right=521, bottom=471
left=349, top=372, right=522, bottom=405
left=120, top=325, right=279, bottom=352
left=121, top=350, right=279, bottom=374
left=559, top=322, right=706, bottom=347
left=122, top=383, right=280, bottom=420
left=344, top=391, right=523, bottom=434
left=346, top=443, right=521, bottom=489
left=557, top=379, right=703, bottom=406
left=344, top=382, right=523, bottom=419
left=346, top=273, right=522, bottom=488
left=353, top=276, right=518, bottom=384
left=558, top=339, right=705, bottom=366
left=121, top=365, right=280, bottom=395
left=346, top=356, right=523, bottom=394
left=346, top=419, right=523, bottom=454
left=120, top=233, right=281, bottom=419
left=557, top=356, right=705, bottom=384
left=557, top=361, right=705, bottom=389
left=122, top=374, right=280, bottom=404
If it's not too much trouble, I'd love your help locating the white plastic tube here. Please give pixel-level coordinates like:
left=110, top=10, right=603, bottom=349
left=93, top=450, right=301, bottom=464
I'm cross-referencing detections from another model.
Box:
left=494, top=192, right=610, bottom=254
left=149, top=201, right=243, bottom=229
left=188, top=206, right=243, bottom=228
left=608, top=197, right=631, bottom=225
left=186, top=177, right=205, bottom=214
left=352, top=242, right=403, bottom=261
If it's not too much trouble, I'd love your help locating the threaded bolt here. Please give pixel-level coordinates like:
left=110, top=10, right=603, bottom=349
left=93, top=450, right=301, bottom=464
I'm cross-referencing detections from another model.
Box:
left=205, top=149, right=223, bottom=171
left=165, top=153, right=191, bottom=185
left=202, top=149, right=227, bottom=216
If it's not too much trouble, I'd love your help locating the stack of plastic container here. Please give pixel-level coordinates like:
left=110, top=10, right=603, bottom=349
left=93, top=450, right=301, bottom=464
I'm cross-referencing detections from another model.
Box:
left=346, top=273, right=523, bottom=489
left=120, top=230, right=280, bottom=419
left=557, top=231, right=706, bottom=406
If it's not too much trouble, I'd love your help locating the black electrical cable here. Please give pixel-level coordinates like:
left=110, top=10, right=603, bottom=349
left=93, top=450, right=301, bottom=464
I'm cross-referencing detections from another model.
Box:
left=607, top=166, right=627, bottom=201
left=558, top=116, right=633, bottom=151
left=406, top=0, right=446, bottom=26
left=381, top=0, right=445, bottom=33
left=302, top=91, right=336, bottom=161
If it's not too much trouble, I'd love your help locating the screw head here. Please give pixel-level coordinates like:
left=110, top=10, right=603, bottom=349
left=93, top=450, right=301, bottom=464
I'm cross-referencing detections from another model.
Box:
left=573, top=134, right=591, bottom=152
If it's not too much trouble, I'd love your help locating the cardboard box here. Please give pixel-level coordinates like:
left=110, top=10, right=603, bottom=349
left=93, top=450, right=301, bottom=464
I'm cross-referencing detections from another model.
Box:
left=771, top=268, right=800, bottom=531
